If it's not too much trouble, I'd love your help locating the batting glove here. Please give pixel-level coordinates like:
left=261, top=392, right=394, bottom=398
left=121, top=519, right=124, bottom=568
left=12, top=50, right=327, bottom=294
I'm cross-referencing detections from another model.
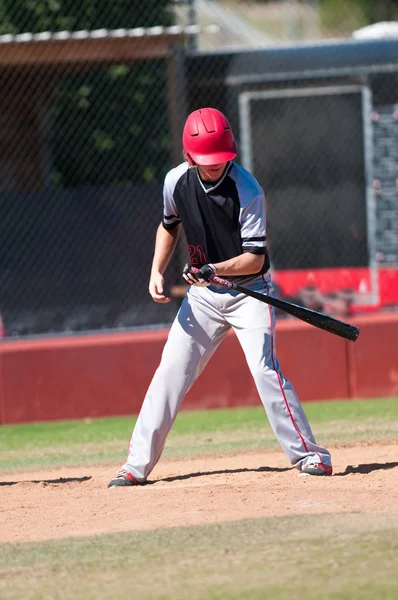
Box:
left=183, top=263, right=217, bottom=287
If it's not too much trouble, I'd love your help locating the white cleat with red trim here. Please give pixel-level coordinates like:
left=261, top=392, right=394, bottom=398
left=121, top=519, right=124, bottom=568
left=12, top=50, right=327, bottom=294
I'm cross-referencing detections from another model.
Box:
left=300, top=463, right=333, bottom=476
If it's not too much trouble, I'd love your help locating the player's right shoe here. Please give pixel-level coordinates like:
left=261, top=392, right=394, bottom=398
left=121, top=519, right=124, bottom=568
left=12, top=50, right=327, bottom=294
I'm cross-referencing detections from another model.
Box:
left=300, top=463, right=333, bottom=476
left=108, top=468, right=139, bottom=488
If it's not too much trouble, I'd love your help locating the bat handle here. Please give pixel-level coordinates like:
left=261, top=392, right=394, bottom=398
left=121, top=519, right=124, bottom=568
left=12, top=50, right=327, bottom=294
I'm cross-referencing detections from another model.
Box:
left=210, top=274, right=234, bottom=289
left=190, top=266, right=234, bottom=289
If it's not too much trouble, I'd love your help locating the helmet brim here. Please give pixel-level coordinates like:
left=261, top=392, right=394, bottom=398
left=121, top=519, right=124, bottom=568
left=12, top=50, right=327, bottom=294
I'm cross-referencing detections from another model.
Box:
left=189, top=151, right=237, bottom=166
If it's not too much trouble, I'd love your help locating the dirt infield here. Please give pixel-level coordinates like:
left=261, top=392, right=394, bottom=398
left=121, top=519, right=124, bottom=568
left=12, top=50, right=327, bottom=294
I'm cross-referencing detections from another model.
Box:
left=1, top=442, right=397, bottom=544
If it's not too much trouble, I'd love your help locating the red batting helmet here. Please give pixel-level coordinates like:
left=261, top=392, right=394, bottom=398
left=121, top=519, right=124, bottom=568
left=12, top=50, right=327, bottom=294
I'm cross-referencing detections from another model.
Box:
left=182, top=107, right=237, bottom=166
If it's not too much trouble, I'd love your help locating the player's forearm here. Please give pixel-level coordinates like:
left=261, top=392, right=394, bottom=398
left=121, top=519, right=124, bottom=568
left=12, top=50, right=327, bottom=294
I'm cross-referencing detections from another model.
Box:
left=151, top=223, right=181, bottom=275
left=213, top=253, right=265, bottom=277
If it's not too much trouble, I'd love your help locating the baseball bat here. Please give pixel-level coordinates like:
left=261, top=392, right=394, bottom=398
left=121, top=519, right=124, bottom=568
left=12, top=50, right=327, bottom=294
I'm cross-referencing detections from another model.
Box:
left=192, top=269, right=360, bottom=342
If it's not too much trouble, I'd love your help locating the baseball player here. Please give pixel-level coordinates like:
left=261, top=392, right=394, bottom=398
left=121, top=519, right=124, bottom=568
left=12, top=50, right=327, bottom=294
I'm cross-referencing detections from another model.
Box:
left=108, top=107, right=332, bottom=487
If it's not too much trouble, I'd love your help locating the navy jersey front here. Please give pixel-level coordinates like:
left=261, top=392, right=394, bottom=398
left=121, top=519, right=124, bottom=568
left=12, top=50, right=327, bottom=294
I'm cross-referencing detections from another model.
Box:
left=162, top=161, right=270, bottom=279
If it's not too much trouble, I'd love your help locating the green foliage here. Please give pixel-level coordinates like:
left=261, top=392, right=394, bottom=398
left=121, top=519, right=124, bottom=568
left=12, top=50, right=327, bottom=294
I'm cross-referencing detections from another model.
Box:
left=0, top=0, right=14, bottom=34
left=1, top=0, right=173, bottom=34
left=0, top=1, right=175, bottom=187
left=319, top=0, right=367, bottom=34
left=320, top=0, right=398, bottom=35
left=359, top=0, right=398, bottom=23
left=50, top=60, right=170, bottom=187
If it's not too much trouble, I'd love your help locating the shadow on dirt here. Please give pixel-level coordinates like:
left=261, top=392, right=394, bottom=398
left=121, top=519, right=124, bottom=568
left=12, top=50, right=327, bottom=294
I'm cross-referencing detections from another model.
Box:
left=154, top=461, right=398, bottom=483
left=156, top=465, right=292, bottom=484
left=0, top=476, right=92, bottom=487
left=335, top=462, right=398, bottom=476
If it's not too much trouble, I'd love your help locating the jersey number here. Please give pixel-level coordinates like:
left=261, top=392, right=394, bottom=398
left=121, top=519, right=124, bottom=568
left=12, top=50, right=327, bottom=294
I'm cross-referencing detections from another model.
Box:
left=188, top=244, right=207, bottom=265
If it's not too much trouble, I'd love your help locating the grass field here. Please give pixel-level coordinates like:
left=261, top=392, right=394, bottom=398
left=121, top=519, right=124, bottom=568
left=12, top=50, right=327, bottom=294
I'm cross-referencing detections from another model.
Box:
left=1, top=513, right=397, bottom=600
left=1, top=397, right=398, bottom=599
left=1, top=397, right=398, bottom=473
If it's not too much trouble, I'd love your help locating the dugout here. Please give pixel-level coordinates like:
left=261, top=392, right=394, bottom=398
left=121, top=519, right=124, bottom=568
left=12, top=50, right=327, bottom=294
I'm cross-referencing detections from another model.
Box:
left=185, top=38, right=398, bottom=307
left=1, top=33, right=398, bottom=338
left=0, top=28, right=188, bottom=335
left=0, top=28, right=186, bottom=194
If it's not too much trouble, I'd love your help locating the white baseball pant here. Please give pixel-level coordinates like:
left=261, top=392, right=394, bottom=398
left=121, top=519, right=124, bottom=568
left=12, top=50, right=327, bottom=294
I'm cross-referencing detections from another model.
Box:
left=122, top=274, right=332, bottom=480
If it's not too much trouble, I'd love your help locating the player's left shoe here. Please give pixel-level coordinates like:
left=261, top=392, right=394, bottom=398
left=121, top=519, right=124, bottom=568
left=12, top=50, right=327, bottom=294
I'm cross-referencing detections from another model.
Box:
left=108, top=468, right=139, bottom=488
left=299, top=463, right=333, bottom=476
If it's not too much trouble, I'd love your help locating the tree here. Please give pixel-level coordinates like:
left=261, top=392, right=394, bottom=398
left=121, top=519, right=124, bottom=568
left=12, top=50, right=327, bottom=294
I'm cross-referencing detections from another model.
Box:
left=50, top=61, right=170, bottom=187
left=0, top=1, right=176, bottom=187
left=360, top=0, right=398, bottom=23
left=319, top=0, right=398, bottom=38
left=1, top=1, right=173, bottom=33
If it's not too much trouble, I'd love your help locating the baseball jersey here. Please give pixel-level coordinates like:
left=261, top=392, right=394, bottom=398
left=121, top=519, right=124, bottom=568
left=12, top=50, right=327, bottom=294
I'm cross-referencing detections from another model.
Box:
left=162, top=161, right=270, bottom=281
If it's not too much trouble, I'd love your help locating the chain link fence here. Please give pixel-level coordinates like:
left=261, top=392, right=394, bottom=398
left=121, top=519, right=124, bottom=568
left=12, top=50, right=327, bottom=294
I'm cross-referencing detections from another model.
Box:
left=0, top=1, right=397, bottom=338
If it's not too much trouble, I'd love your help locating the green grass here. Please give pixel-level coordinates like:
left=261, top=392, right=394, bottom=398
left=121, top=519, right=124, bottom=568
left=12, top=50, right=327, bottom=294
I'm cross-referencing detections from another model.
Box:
left=1, top=398, right=398, bottom=599
left=0, top=513, right=397, bottom=600
left=0, top=397, right=397, bottom=473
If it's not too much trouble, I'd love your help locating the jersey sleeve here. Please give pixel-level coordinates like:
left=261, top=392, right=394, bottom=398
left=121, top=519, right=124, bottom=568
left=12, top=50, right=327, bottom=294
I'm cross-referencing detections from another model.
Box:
left=240, top=193, right=267, bottom=255
left=162, top=173, right=182, bottom=230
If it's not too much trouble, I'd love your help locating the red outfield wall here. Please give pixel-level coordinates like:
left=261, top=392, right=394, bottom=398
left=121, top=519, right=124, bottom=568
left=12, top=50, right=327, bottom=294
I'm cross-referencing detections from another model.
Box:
left=0, top=312, right=397, bottom=425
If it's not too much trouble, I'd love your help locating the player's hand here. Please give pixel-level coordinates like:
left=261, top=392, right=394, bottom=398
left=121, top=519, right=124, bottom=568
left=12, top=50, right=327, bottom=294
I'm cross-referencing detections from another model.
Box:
left=182, top=263, right=217, bottom=287
left=149, top=271, right=171, bottom=303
